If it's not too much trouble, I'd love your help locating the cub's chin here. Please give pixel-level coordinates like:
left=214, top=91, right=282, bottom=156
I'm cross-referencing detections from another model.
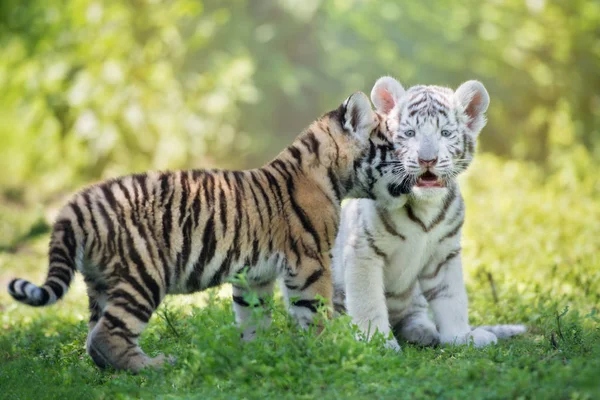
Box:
left=410, top=185, right=448, bottom=202
left=409, top=170, right=449, bottom=202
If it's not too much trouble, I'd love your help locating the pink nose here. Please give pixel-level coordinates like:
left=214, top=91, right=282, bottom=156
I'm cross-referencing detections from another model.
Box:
left=418, top=157, right=438, bottom=167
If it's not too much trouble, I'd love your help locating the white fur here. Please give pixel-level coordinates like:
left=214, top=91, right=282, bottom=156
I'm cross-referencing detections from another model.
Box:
left=332, top=77, right=524, bottom=350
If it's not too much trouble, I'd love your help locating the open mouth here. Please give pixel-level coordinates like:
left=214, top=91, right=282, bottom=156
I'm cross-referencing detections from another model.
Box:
left=416, top=170, right=444, bottom=188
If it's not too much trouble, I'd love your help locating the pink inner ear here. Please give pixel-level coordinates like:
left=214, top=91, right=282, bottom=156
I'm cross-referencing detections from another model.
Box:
left=465, top=92, right=482, bottom=128
left=377, top=88, right=396, bottom=114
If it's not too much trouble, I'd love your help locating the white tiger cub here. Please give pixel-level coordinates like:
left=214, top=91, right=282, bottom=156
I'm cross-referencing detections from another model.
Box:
left=332, top=77, right=526, bottom=350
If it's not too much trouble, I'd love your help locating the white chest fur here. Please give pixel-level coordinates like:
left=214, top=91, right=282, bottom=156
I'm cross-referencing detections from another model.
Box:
left=331, top=183, right=510, bottom=349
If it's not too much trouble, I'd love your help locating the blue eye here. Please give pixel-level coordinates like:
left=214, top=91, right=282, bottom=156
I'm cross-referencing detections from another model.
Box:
left=405, top=130, right=416, bottom=137
left=441, top=130, right=452, bottom=137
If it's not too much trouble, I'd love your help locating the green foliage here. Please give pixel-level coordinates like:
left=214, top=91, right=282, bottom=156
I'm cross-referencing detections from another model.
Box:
left=1, top=0, right=599, bottom=199
left=1, top=155, right=599, bottom=399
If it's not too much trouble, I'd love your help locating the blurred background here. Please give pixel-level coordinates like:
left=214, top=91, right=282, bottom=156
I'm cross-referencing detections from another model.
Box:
left=1, top=0, right=599, bottom=194
left=0, top=0, right=599, bottom=271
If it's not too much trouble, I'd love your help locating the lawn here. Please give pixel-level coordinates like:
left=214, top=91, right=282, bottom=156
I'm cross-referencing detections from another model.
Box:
left=1, top=154, right=599, bottom=400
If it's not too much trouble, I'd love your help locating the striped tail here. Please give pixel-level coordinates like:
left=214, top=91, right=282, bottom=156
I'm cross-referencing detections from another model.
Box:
left=474, top=324, right=527, bottom=339
left=8, top=219, right=78, bottom=307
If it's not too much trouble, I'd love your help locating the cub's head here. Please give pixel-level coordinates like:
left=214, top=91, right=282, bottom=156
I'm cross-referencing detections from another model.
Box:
left=371, top=76, right=489, bottom=198
left=314, top=91, right=411, bottom=204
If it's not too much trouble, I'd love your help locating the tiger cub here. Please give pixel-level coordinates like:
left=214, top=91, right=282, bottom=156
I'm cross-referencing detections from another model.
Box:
left=8, top=92, right=411, bottom=372
left=332, top=77, right=525, bottom=350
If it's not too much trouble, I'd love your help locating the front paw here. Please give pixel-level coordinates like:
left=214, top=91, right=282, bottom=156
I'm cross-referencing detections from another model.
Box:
left=441, top=327, right=498, bottom=348
left=400, top=320, right=440, bottom=347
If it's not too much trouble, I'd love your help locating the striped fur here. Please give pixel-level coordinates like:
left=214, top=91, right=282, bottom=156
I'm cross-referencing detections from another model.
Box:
left=7, top=91, right=411, bottom=372
left=332, top=78, right=525, bottom=350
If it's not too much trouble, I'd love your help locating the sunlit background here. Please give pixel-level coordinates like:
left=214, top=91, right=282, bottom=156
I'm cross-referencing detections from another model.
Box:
left=1, top=0, right=599, bottom=194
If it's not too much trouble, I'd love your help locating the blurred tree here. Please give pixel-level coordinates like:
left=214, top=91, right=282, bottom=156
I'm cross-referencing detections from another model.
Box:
left=0, top=0, right=598, bottom=199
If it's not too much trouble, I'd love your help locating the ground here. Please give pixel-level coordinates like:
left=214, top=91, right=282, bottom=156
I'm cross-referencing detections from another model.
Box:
left=1, top=155, right=599, bottom=399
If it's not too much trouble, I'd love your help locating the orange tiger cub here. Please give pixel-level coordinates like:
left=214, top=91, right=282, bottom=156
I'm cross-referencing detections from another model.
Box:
left=8, top=92, right=411, bottom=372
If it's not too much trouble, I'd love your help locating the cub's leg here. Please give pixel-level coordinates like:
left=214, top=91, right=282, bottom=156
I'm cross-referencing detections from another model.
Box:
left=281, top=257, right=333, bottom=331
left=85, top=282, right=108, bottom=368
left=87, top=281, right=168, bottom=373
left=388, top=284, right=439, bottom=346
left=344, top=243, right=398, bottom=350
left=232, top=280, right=275, bottom=341
left=419, top=251, right=497, bottom=347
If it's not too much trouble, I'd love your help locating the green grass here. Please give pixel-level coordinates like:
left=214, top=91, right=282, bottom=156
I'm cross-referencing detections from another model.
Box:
left=1, top=154, right=599, bottom=399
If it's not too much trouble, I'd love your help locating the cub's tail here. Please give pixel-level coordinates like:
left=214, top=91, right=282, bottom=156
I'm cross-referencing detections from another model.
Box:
left=474, top=324, right=527, bottom=339
left=8, top=218, right=79, bottom=307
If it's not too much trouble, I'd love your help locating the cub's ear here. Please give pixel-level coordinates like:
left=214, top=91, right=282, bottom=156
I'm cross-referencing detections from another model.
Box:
left=343, top=91, right=377, bottom=139
left=455, top=80, right=490, bottom=134
left=371, top=76, right=405, bottom=115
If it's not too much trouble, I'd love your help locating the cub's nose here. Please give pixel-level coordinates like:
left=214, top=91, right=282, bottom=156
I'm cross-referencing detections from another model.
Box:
left=418, top=157, right=438, bottom=167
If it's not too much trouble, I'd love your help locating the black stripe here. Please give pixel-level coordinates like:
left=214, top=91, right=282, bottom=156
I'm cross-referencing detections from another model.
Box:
left=303, top=130, right=321, bottom=163
left=376, top=207, right=406, bottom=239
left=291, top=299, right=320, bottom=313
left=300, top=268, right=324, bottom=291
left=439, top=219, right=464, bottom=243
left=70, top=201, right=86, bottom=231
left=125, top=234, right=161, bottom=308
left=250, top=171, right=273, bottom=221
left=288, top=145, right=303, bottom=166
left=178, top=172, right=188, bottom=226
left=120, top=271, right=155, bottom=309
left=187, top=214, right=217, bottom=291
left=405, top=205, right=428, bottom=232
left=161, top=186, right=174, bottom=249
left=423, top=283, right=450, bottom=301
left=103, top=311, right=136, bottom=336
left=421, top=250, right=461, bottom=280
left=366, top=231, right=387, bottom=261
left=218, top=178, right=228, bottom=231
left=327, top=168, right=342, bottom=202
left=48, top=266, right=72, bottom=283
left=262, top=169, right=285, bottom=212
left=96, top=201, right=116, bottom=251
left=46, top=280, right=64, bottom=299
left=208, top=248, right=233, bottom=288
left=82, top=192, right=102, bottom=251
left=287, top=178, right=322, bottom=253
left=113, top=301, right=152, bottom=323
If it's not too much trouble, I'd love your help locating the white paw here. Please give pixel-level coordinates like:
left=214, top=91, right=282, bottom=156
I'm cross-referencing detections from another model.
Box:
left=384, top=338, right=402, bottom=352
left=441, top=327, right=498, bottom=348
left=400, top=320, right=440, bottom=346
